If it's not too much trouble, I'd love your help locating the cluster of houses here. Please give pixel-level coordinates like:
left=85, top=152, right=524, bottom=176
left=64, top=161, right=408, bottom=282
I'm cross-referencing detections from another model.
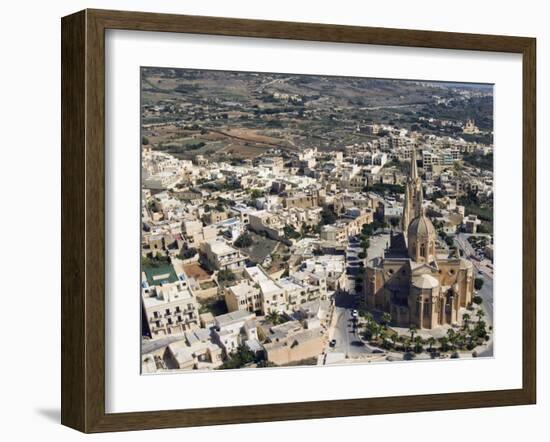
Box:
left=141, top=122, right=492, bottom=372
left=141, top=258, right=335, bottom=371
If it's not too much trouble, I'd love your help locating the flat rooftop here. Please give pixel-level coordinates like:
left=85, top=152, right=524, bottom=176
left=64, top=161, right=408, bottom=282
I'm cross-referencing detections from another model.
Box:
left=245, top=266, right=269, bottom=283
left=207, top=239, right=237, bottom=255
left=259, top=280, right=283, bottom=296
left=142, top=286, right=193, bottom=309
left=215, top=310, right=254, bottom=327
left=229, top=282, right=256, bottom=298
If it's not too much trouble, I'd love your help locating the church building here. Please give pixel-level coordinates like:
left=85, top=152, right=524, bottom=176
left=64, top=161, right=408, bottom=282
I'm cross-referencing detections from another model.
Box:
left=363, top=149, right=474, bottom=329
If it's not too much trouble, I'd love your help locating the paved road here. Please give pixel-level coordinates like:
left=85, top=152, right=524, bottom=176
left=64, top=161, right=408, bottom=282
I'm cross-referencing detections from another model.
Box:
left=475, top=273, right=494, bottom=357
left=477, top=274, right=494, bottom=325
left=456, top=233, right=476, bottom=256
left=456, top=233, right=493, bottom=278
left=328, top=293, right=373, bottom=357
left=454, top=234, right=494, bottom=357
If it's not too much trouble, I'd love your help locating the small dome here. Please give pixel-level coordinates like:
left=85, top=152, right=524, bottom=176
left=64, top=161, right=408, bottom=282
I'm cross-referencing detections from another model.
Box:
left=407, top=213, right=437, bottom=263
left=412, top=274, right=439, bottom=289
left=407, top=214, right=436, bottom=243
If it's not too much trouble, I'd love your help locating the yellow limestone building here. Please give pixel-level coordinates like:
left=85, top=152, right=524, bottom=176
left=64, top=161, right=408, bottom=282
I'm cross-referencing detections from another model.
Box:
left=363, top=149, right=474, bottom=329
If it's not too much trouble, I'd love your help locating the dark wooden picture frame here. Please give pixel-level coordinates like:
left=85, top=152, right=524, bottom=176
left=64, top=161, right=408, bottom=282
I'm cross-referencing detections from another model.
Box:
left=61, top=9, right=536, bottom=433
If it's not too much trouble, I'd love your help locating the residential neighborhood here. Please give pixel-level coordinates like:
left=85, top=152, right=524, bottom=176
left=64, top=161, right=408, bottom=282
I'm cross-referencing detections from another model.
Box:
left=141, top=69, right=494, bottom=373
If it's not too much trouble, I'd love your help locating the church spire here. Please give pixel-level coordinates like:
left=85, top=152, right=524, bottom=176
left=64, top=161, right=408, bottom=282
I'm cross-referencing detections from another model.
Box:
left=410, top=147, right=418, bottom=180
left=416, top=178, right=424, bottom=218
left=401, top=182, right=410, bottom=232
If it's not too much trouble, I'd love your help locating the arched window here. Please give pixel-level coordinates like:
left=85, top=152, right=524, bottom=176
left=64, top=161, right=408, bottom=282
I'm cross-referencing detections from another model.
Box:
left=420, top=243, right=426, bottom=258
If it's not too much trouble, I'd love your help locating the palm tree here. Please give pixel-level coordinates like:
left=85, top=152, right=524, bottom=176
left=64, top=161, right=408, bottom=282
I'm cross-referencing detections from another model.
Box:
left=427, top=337, right=436, bottom=351
left=462, top=313, right=471, bottom=330
left=364, top=320, right=377, bottom=340
left=476, top=309, right=485, bottom=321
left=413, top=335, right=424, bottom=353
left=455, top=333, right=466, bottom=350
left=379, top=329, right=388, bottom=345
left=364, top=312, right=374, bottom=324
left=446, top=328, right=457, bottom=350
left=371, top=323, right=381, bottom=340
left=381, top=312, right=392, bottom=328
left=438, top=336, right=450, bottom=352
left=267, top=311, right=281, bottom=325
left=408, top=324, right=417, bottom=341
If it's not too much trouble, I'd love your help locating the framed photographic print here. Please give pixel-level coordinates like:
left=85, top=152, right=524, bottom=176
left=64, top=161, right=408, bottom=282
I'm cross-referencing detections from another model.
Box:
left=61, top=9, right=536, bottom=433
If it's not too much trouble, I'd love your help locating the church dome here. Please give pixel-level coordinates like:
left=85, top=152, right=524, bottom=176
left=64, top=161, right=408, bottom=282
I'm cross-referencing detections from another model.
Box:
left=407, top=214, right=437, bottom=263
left=412, top=273, right=440, bottom=290
left=407, top=214, right=436, bottom=244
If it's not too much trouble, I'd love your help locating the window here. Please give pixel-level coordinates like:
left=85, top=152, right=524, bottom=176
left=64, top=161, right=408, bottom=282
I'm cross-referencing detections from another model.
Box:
left=165, top=308, right=171, bottom=316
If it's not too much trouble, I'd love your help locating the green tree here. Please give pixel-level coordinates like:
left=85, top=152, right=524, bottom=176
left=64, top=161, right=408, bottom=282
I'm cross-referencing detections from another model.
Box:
left=283, top=224, right=301, bottom=240
left=364, top=318, right=379, bottom=341
left=141, top=254, right=170, bottom=267
left=320, top=205, right=337, bottom=225
left=438, top=336, right=450, bottom=352
left=250, top=189, right=263, bottom=199
left=413, top=335, right=424, bottom=353
left=370, top=323, right=381, bottom=340
left=473, top=295, right=483, bottom=305
left=217, top=269, right=237, bottom=284
left=408, top=324, right=418, bottom=341
left=178, top=247, right=197, bottom=260
left=462, top=313, right=471, bottom=330
left=446, top=328, right=457, bottom=349
left=474, top=277, right=484, bottom=290
left=379, top=329, right=388, bottom=344
left=234, top=232, right=253, bottom=248
left=381, top=312, right=392, bottom=328
left=267, top=311, right=281, bottom=325
left=219, top=345, right=256, bottom=369
left=476, top=309, right=485, bottom=322
left=364, top=312, right=374, bottom=324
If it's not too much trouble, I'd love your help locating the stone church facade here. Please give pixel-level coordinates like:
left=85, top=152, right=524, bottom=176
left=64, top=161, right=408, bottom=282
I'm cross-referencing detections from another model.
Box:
left=363, top=150, right=474, bottom=329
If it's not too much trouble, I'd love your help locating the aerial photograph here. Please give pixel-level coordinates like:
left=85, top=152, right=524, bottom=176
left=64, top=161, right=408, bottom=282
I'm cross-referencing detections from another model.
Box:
left=140, top=67, right=494, bottom=373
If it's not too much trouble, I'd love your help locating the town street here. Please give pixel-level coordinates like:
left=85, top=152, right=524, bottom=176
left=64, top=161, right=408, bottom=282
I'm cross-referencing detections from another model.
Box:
left=454, top=234, right=494, bottom=326
left=454, top=233, right=494, bottom=357
left=328, top=293, right=374, bottom=358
